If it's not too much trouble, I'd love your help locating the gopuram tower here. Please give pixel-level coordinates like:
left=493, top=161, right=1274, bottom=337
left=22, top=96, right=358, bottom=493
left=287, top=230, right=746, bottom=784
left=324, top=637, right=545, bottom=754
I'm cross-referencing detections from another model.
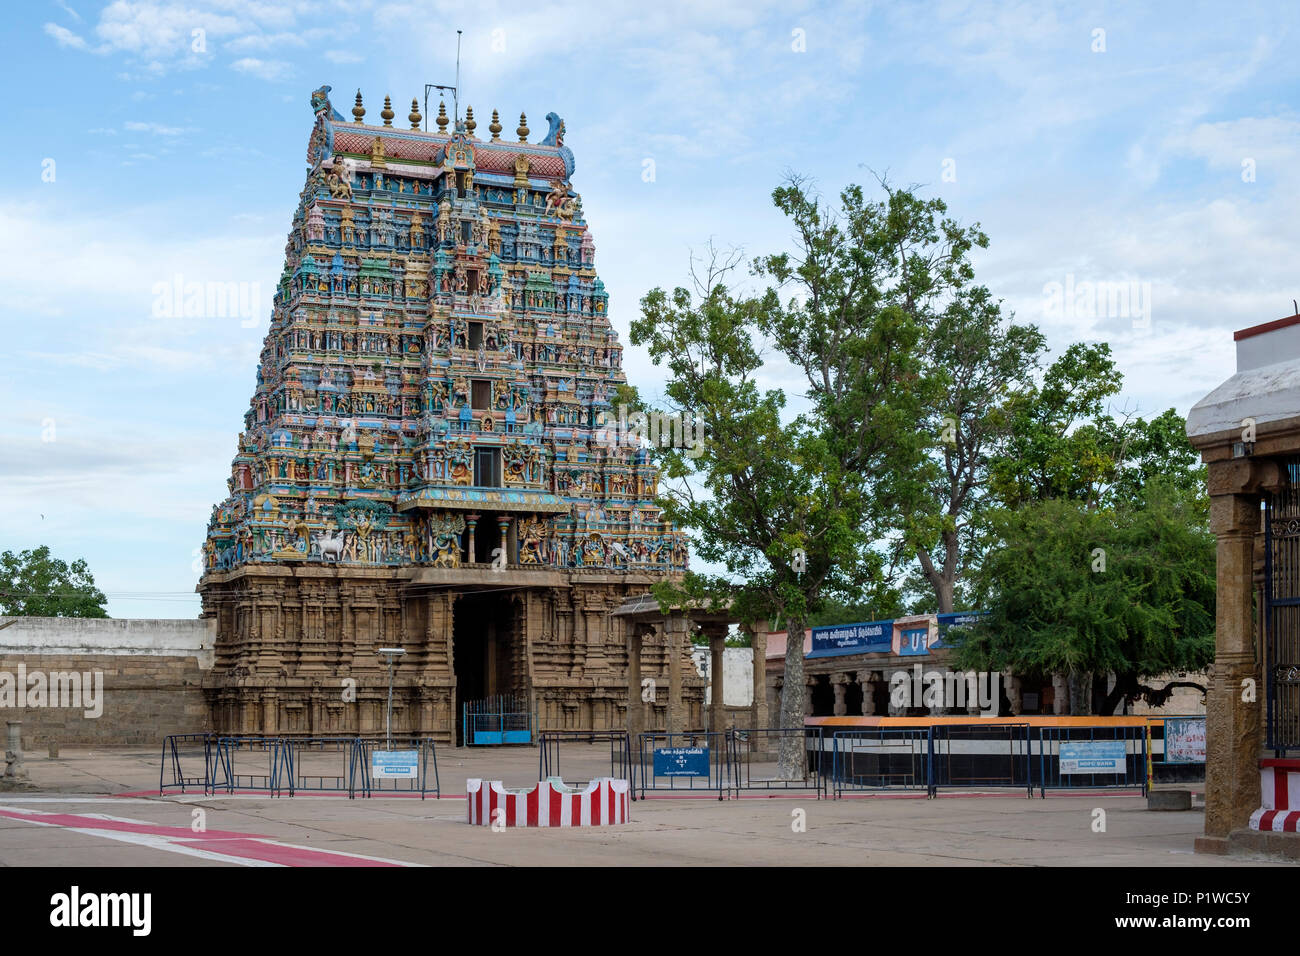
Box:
left=198, top=86, right=701, bottom=743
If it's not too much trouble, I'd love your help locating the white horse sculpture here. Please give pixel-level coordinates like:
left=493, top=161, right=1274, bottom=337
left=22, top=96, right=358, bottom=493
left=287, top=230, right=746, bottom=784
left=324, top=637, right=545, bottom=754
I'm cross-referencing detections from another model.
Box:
left=313, top=530, right=346, bottom=563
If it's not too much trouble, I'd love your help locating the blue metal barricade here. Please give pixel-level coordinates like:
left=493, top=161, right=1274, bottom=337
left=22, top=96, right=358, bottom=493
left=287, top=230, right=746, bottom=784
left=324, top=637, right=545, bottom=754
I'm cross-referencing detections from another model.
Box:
left=538, top=731, right=632, bottom=792
left=279, top=736, right=364, bottom=798
left=638, top=731, right=729, bottom=800
left=159, top=733, right=218, bottom=795
left=1037, top=725, right=1148, bottom=797
left=355, top=737, right=440, bottom=799
left=728, top=728, right=826, bottom=799
left=929, top=723, right=1033, bottom=797
left=211, top=736, right=286, bottom=795
left=830, top=728, right=931, bottom=797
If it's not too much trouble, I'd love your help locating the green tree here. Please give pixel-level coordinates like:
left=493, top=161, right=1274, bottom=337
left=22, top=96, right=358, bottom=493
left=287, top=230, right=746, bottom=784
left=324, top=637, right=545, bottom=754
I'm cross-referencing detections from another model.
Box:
left=635, top=178, right=991, bottom=771
left=953, top=479, right=1213, bottom=714
left=0, top=546, right=109, bottom=618
left=894, top=284, right=1046, bottom=612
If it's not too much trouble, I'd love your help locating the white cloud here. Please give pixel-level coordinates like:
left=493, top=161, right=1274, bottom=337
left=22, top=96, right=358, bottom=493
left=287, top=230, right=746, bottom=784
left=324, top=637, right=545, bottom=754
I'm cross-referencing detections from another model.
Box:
left=230, top=56, right=292, bottom=81
left=324, top=49, right=363, bottom=64
left=125, top=120, right=192, bottom=135
left=44, top=22, right=94, bottom=50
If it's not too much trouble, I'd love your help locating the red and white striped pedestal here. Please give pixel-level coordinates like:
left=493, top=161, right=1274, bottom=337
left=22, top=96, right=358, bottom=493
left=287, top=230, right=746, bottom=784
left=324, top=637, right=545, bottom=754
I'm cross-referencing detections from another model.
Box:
left=466, top=777, right=631, bottom=827
left=1248, top=759, right=1300, bottom=832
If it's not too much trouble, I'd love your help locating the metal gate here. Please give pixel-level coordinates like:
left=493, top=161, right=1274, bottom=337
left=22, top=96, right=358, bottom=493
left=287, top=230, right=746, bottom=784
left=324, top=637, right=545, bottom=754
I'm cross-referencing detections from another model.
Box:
left=1266, top=465, right=1300, bottom=753
left=463, top=694, right=533, bottom=745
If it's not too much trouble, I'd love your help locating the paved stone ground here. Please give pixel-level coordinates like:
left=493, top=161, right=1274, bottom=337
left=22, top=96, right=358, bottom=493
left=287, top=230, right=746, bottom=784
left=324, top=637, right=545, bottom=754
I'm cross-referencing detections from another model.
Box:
left=0, top=746, right=1283, bottom=867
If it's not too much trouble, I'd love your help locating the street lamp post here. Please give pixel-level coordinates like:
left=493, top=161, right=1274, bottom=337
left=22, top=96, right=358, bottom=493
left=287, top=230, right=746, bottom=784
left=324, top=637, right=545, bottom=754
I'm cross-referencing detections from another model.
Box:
left=377, top=648, right=406, bottom=750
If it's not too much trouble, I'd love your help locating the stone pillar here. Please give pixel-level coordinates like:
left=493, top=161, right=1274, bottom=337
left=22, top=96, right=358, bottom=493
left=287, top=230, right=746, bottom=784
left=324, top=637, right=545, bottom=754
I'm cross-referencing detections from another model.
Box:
left=1203, top=492, right=1264, bottom=841
left=1004, top=671, right=1022, bottom=716
left=804, top=677, right=816, bottom=717
left=3, top=722, right=27, bottom=782
left=626, top=623, right=645, bottom=741
left=496, top=516, right=510, bottom=566
left=831, top=673, right=849, bottom=716
left=466, top=513, right=479, bottom=563
left=703, top=623, right=727, bottom=734
left=1051, top=674, right=1068, bottom=715
left=748, top=624, right=769, bottom=730
left=665, top=611, right=687, bottom=735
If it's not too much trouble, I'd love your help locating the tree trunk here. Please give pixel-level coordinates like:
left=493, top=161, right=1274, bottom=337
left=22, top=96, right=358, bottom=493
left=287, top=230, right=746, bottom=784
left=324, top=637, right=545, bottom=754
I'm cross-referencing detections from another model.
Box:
left=776, top=610, right=807, bottom=779
left=1067, top=672, right=1093, bottom=716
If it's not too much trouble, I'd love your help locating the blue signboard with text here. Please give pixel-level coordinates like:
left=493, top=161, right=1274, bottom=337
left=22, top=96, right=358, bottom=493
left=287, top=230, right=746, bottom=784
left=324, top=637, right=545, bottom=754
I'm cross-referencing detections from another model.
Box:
left=653, top=747, right=710, bottom=777
left=898, top=627, right=930, bottom=656
left=809, top=619, right=894, bottom=658
left=933, top=611, right=987, bottom=649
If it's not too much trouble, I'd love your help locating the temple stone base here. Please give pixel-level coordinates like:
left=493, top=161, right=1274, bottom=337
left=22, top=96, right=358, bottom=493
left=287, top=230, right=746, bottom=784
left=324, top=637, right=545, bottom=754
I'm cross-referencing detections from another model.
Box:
left=200, top=564, right=704, bottom=744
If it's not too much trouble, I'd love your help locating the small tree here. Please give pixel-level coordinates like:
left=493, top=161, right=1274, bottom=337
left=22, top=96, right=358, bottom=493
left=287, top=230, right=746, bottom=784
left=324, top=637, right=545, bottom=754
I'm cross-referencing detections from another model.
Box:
left=0, top=546, right=109, bottom=618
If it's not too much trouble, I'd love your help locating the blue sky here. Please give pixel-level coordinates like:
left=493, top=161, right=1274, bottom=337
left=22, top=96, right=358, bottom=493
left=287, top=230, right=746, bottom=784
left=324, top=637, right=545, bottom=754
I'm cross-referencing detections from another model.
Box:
left=2, top=0, right=1298, bottom=618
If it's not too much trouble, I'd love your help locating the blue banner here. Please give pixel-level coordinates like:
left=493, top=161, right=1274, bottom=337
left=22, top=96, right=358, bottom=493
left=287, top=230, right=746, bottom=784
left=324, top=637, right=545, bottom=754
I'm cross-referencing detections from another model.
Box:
left=653, top=747, right=710, bottom=777
left=810, top=619, right=893, bottom=657
left=933, top=611, right=986, bottom=649
left=1059, top=741, right=1126, bottom=774
left=898, top=627, right=929, bottom=656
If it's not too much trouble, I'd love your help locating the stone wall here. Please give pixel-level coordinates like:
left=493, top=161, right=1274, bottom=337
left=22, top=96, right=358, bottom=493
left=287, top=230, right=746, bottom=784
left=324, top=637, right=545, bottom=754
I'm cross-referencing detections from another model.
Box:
left=0, top=617, right=214, bottom=749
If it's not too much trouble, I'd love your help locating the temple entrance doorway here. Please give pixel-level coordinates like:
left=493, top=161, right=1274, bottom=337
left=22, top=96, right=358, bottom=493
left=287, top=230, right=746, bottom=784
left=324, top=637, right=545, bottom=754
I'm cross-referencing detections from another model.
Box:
left=453, top=590, right=523, bottom=745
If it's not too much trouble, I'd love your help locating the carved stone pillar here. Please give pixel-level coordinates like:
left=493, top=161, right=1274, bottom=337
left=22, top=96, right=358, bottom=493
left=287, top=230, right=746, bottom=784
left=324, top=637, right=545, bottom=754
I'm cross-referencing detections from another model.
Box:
left=804, top=677, right=816, bottom=717
left=747, top=624, right=769, bottom=730
left=831, top=673, right=849, bottom=717
left=702, top=622, right=727, bottom=734
left=1203, top=491, right=1264, bottom=841
left=665, top=611, right=687, bottom=735
left=626, top=623, right=647, bottom=741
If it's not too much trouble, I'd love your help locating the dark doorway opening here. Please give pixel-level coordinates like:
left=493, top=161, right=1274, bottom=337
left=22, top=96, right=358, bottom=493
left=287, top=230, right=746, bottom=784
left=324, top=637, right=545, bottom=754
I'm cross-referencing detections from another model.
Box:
left=810, top=674, right=835, bottom=717
left=453, top=590, right=520, bottom=745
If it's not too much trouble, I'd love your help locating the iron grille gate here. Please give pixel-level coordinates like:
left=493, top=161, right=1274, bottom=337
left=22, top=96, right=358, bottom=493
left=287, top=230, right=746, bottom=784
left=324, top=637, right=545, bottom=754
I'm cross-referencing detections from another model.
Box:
left=1265, top=462, right=1300, bottom=753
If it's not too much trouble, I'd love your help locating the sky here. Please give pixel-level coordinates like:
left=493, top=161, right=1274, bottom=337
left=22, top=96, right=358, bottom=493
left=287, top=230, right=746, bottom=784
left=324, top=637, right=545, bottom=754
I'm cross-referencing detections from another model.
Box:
left=2, top=0, right=1298, bottom=618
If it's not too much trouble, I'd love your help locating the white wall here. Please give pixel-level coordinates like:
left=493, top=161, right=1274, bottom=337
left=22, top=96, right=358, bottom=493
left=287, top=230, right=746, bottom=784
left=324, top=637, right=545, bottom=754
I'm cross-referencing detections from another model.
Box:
left=0, top=617, right=216, bottom=670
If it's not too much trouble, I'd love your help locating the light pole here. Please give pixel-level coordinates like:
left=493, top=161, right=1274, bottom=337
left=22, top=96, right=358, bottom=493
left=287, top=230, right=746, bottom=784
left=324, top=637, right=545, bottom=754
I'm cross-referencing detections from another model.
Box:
left=377, top=648, right=406, bottom=750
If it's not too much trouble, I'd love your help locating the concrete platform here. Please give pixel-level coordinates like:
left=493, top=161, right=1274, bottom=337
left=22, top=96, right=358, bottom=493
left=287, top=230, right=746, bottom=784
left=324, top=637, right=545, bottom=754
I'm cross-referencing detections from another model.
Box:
left=0, top=746, right=1286, bottom=867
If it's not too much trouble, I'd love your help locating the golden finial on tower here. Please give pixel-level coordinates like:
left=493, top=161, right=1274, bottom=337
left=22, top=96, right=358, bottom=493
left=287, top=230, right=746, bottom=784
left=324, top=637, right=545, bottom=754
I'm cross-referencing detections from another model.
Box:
left=436, top=100, right=449, bottom=132
left=517, top=112, right=529, bottom=142
left=465, top=105, right=476, bottom=135
left=489, top=109, right=502, bottom=141
left=409, top=98, right=421, bottom=130
left=352, top=90, right=365, bottom=123
left=381, top=95, right=394, bottom=127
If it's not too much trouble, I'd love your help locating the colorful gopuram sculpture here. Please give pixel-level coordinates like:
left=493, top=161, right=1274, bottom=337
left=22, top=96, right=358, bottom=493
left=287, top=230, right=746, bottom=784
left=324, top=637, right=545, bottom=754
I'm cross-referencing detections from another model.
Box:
left=198, top=85, right=701, bottom=741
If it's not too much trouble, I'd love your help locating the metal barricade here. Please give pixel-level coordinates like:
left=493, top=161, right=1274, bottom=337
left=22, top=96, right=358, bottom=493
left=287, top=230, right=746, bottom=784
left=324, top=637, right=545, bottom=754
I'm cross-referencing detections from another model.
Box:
left=1037, top=725, right=1148, bottom=797
left=830, top=728, right=931, bottom=797
left=727, top=728, right=826, bottom=799
left=159, top=733, right=217, bottom=795
left=538, top=731, right=633, bottom=793
left=930, top=723, right=1033, bottom=797
left=279, top=736, right=364, bottom=798
left=211, top=736, right=286, bottom=795
left=355, top=737, right=440, bottom=799
left=637, top=731, right=729, bottom=800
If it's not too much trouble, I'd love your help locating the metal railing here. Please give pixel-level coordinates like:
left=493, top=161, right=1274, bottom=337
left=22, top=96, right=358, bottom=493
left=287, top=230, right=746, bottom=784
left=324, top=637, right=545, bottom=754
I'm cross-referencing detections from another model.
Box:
left=728, top=728, right=827, bottom=799
left=929, top=723, right=1033, bottom=797
left=637, top=731, right=729, bottom=800
left=159, top=734, right=440, bottom=798
left=538, top=730, right=633, bottom=792
left=829, top=728, right=932, bottom=796
left=1037, top=725, right=1148, bottom=797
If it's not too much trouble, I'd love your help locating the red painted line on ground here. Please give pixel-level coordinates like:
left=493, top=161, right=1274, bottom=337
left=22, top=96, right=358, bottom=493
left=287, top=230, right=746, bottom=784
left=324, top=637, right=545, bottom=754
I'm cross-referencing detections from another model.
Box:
left=0, top=808, right=262, bottom=840
left=182, top=837, right=402, bottom=867
left=123, top=789, right=458, bottom=799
